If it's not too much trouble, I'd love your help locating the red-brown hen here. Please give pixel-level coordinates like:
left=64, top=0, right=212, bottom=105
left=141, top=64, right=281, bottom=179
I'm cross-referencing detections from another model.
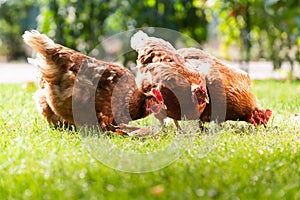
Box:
left=23, top=30, right=166, bottom=134
left=177, top=47, right=272, bottom=127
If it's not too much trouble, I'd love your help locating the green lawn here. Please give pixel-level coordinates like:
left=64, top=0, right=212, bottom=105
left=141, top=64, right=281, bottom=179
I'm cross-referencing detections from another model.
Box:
left=0, top=80, right=300, bottom=199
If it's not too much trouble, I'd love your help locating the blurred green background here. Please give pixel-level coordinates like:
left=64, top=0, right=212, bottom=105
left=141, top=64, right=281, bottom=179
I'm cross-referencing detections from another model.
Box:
left=0, top=0, right=299, bottom=73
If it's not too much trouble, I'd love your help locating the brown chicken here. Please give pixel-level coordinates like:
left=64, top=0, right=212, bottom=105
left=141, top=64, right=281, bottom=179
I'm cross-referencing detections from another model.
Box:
left=23, top=30, right=166, bottom=134
left=177, top=47, right=272, bottom=126
left=131, top=31, right=209, bottom=128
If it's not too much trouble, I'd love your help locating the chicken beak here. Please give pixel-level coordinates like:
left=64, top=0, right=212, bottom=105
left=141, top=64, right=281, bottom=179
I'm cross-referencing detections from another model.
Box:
left=204, top=96, right=209, bottom=104
left=161, top=103, right=167, bottom=110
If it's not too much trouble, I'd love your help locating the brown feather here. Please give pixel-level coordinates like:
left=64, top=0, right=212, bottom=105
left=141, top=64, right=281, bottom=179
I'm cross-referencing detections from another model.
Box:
left=23, top=30, right=157, bottom=131
left=178, top=48, right=272, bottom=126
left=131, top=31, right=208, bottom=126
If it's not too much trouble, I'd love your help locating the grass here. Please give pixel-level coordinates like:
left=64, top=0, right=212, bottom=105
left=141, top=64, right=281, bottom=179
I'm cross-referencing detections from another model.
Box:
left=0, top=80, right=300, bottom=199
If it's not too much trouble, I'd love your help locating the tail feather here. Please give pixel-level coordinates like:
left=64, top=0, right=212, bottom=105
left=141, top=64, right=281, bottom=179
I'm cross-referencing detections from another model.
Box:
left=23, top=30, right=68, bottom=83
left=130, top=30, right=149, bottom=50
left=22, top=30, right=56, bottom=57
left=130, top=30, right=175, bottom=51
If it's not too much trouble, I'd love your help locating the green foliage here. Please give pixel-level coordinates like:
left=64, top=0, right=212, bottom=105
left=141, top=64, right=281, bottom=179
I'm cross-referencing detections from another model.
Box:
left=212, top=0, right=300, bottom=71
left=38, top=0, right=113, bottom=55
left=111, top=0, right=208, bottom=42
left=259, top=0, right=300, bottom=70
left=0, top=0, right=40, bottom=60
left=37, top=0, right=208, bottom=59
left=1, top=0, right=299, bottom=73
left=0, top=81, right=300, bottom=199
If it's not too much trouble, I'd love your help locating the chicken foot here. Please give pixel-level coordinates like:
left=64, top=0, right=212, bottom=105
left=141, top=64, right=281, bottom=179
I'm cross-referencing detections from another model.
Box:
left=106, top=123, right=152, bottom=137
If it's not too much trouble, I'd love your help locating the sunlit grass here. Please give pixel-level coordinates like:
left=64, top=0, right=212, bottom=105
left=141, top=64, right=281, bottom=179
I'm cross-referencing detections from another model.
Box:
left=0, top=80, right=299, bottom=199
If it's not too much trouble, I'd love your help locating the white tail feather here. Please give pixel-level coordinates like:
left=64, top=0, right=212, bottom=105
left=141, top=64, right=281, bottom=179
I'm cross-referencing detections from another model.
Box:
left=22, top=30, right=56, bottom=56
left=23, top=30, right=60, bottom=77
left=130, top=30, right=149, bottom=50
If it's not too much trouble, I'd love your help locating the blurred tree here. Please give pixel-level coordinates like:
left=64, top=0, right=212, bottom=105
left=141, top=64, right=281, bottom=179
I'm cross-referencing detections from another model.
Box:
left=212, top=0, right=300, bottom=76
left=2, top=0, right=299, bottom=76
left=259, top=0, right=300, bottom=77
left=38, top=0, right=209, bottom=64
left=1, top=0, right=209, bottom=62
left=38, top=0, right=113, bottom=55
left=0, top=0, right=40, bottom=60
left=109, top=0, right=209, bottom=64
left=111, top=0, right=208, bottom=42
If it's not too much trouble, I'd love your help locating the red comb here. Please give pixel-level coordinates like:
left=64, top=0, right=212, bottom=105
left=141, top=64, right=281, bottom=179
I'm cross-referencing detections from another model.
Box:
left=199, top=79, right=206, bottom=93
left=151, top=88, right=163, bottom=102
left=199, top=79, right=203, bottom=85
left=265, top=109, right=272, bottom=123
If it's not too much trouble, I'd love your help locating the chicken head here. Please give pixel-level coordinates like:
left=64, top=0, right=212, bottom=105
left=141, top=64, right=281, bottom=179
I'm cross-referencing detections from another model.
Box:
left=145, top=88, right=167, bottom=114
left=249, top=109, right=272, bottom=127
left=191, top=79, right=209, bottom=113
